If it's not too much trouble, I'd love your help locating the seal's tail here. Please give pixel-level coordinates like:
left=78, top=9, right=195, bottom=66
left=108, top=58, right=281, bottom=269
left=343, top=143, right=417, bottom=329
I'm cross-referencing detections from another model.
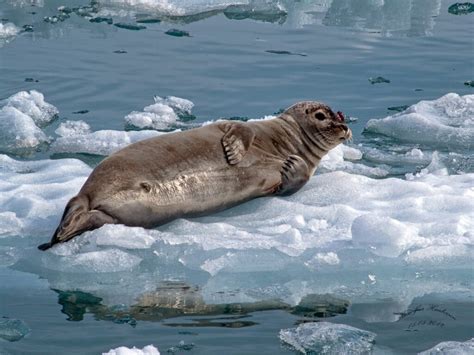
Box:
left=38, top=195, right=115, bottom=251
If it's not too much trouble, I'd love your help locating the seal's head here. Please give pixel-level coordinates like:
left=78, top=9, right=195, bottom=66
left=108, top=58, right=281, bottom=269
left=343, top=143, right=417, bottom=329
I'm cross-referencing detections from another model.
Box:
left=283, top=101, right=352, bottom=150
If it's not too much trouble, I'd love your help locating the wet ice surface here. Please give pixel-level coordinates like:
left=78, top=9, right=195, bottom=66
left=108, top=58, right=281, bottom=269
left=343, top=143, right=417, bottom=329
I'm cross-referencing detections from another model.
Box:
left=418, top=338, right=474, bottom=354
left=279, top=322, right=376, bottom=354
left=0, top=93, right=473, bottom=318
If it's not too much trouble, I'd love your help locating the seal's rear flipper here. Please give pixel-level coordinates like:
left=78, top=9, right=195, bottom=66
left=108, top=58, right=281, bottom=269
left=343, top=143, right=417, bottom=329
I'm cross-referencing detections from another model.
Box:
left=38, top=195, right=116, bottom=250
left=220, top=121, right=255, bottom=165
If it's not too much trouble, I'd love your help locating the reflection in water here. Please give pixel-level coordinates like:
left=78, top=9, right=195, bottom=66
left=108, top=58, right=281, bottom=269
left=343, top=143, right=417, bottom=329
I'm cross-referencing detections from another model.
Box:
left=1, top=0, right=442, bottom=38
left=323, top=0, right=441, bottom=36
left=55, top=282, right=349, bottom=327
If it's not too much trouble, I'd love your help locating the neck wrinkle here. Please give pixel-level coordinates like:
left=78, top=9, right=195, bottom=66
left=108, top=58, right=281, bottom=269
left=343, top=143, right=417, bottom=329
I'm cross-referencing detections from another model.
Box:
left=278, top=115, right=326, bottom=167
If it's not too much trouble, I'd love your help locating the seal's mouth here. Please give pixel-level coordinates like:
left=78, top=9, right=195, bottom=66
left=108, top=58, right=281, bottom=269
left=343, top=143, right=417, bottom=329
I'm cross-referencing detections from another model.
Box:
left=335, top=110, right=352, bottom=141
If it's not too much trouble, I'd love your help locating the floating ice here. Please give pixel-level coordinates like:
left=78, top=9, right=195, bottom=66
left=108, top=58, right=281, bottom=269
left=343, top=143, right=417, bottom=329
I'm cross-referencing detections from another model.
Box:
left=365, top=93, right=474, bottom=150
left=2, top=90, right=59, bottom=126
left=55, top=120, right=91, bottom=137
left=418, top=338, right=474, bottom=354
left=50, top=127, right=162, bottom=156
left=0, top=90, right=58, bottom=153
left=448, top=3, right=474, bottom=15
left=0, top=106, right=48, bottom=153
left=0, top=22, right=20, bottom=38
left=279, top=322, right=376, bottom=354
left=0, top=318, right=30, bottom=342
left=103, top=345, right=160, bottom=355
left=153, top=96, right=194, bottom=117
left=124, top=95, right=194, bottom=130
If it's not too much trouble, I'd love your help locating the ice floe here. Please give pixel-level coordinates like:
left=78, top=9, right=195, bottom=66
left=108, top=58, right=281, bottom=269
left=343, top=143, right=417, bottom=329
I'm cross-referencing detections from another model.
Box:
left=279, top=322, right=376, bottom=354
left=103, top=345, right=160, bottom=355
left=124, top=95, right=194, bottom=131
left=418, top=338, right=474, bottom=355
left=0, top=91, right=58, bottom=153
left=365, top=93, right=474, bottom=151
left=51, top=123, right=162, bottom=156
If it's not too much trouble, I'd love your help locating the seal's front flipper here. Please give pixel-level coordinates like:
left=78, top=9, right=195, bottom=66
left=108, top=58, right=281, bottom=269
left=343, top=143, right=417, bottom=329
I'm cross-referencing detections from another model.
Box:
left=38, top=195, right=116, bottom=250
left=277, top=155, right=310, bottom=196
left=220, top=122, right=255, bottom=165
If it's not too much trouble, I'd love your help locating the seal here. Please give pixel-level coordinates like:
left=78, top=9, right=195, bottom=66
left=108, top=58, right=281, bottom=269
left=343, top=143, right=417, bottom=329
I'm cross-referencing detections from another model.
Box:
left=38, top=101, right=351, bottom=250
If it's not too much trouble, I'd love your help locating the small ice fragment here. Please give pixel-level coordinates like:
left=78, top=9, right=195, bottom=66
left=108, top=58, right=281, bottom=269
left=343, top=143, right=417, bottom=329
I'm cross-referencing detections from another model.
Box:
left=114, top=23, right=146, bottom=30
left=369, top=76, right=390, bottom=84
left=103, top=344, right=160, bottom=355
left=0, top=22, right=20, bottom=38
left=448, top=3, right=474, bottom=15
left=165, top=29, right=190, bottom=37
left=0, top=318, right=31, bottom=342
left=265, top=50, right=307, bottom=57
left=418, top=338, right=474, bottom=354
left=341, top=145, right=363, bottom=160
left=280, top=322, right=376, bottom=354
left=464, top=80, right=474, bottom=87
left=368, top=274, right=376, bottom=284
left=22, top=24, right=34, bottom=32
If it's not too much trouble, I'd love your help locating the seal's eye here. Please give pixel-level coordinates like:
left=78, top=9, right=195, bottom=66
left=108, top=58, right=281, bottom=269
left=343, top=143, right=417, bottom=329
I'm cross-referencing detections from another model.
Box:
left=314, top=112, right=326, bottom=121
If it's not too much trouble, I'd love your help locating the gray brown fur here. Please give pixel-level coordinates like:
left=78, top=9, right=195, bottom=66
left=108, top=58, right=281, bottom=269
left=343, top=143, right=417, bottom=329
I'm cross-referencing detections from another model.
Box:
left=38, top=101, right=351, bottom=250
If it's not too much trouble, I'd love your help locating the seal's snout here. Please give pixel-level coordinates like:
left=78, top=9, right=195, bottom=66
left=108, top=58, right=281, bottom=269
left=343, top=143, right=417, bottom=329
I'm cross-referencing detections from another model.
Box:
left=336, top=111, right=345, bottom=122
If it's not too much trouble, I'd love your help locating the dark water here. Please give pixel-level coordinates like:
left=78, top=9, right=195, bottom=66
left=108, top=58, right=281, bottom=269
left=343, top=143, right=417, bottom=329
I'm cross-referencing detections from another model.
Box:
left=0, top=0, right=473, bottom=354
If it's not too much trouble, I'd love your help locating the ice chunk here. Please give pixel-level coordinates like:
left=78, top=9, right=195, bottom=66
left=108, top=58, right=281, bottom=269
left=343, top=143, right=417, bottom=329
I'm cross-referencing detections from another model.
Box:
left=418, top=338, right=474, bottom=354
left=365, top=93, right=474, bottom=150
left=50, top=128, right=162, bottom=155
left=0, top=22, right=20, bottom=38
left=55, top=120, right=91, bottom=137
left=103, top=344, right=160, bottom=355
left=125, top=96, right=194, bottom=130
left=351, top=214, right=423, bottom=258
left=320, top=145, right=389, bottom=177
left=0, top=106, right=48, bottom=153
left=0, top=318, right=30, bottom=342
left=448, top=3, right=474, bottom=15
left=0, top=90, right=58, bottom=153
left=164, top=28, right=190, bottom=37
left=153, top=96, right=194, bottom=117
left=2, top=90, right=58, bottom=126
left=280, top=322, right=376, bottom=354
left=368, top=76, right=390, bottom=84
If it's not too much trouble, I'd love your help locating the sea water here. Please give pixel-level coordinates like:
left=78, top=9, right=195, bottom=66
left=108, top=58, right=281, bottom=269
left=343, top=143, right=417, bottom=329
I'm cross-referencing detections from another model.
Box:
left=0, top=0, right=473, bottom=354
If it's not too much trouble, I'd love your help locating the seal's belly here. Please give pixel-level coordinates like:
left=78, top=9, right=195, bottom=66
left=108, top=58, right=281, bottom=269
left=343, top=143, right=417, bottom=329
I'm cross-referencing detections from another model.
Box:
left=98, top=163, right=279, bottom=228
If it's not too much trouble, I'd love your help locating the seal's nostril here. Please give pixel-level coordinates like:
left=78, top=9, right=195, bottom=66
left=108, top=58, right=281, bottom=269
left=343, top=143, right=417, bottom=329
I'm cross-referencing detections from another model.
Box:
left=336, top=111, right=345, bottom=122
